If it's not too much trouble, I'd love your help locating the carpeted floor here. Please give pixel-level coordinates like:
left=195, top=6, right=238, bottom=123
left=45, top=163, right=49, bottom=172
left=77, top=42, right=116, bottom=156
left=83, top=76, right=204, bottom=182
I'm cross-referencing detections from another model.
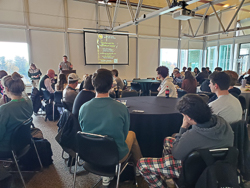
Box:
left=9, top=114, right=150, bottom=188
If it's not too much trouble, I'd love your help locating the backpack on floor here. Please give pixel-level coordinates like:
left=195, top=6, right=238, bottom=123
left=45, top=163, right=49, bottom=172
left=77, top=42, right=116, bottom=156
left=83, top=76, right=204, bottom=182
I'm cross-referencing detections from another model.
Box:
left=195, top=147, right=240, bottom=188
left=30, top=127, right=44, bottom=139
left=31, top=87, right=42, bottom=113
left=19, top=138, right=53, bottom=170
left=45, top=102, right=60, bottom=121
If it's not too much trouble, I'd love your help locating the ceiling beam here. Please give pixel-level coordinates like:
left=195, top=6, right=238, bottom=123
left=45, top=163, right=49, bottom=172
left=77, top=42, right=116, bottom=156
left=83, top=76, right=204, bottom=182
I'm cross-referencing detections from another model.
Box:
left=113, top=0, right=200, bottom=31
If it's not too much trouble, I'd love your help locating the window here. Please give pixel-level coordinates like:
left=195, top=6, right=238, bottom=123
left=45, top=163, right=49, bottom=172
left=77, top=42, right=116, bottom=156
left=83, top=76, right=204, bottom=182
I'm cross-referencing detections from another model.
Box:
left=0, top=42, right=30, bottom=84
left=218, top=45, right=232, bottom=70
left=180, top=50, right=188, bottom=70
left=188, top=49, right=202, bottom=70
left=206, top=46, right=218, bottom=71
left=238, top=43, right=250, bottom=75
left=160, top=49, right=178, bottom=74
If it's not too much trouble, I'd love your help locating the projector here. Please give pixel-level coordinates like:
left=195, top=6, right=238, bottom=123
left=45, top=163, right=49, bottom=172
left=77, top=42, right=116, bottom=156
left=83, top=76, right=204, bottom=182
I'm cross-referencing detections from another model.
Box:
left=172, top=9, right=195, bottom=20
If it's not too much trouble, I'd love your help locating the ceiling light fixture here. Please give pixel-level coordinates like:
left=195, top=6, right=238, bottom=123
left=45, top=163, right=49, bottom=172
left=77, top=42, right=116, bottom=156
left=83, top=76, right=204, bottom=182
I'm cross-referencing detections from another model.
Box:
left=223, top=4, right=230, bottom=7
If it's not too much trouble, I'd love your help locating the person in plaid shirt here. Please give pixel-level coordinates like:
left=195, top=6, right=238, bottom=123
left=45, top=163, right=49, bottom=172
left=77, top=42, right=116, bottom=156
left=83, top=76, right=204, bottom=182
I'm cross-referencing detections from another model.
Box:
left=138, top=94, right=234, bottom=188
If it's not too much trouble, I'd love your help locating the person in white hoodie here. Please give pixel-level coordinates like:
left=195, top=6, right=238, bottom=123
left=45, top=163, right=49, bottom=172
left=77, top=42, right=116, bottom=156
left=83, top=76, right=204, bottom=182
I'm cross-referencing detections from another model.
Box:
left=156, top=66, right=177, bottom=98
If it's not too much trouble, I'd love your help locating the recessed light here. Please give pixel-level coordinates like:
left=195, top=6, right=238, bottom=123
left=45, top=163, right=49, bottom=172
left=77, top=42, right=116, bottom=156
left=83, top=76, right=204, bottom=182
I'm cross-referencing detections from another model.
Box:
left=223, top=4, right=230, bottom=7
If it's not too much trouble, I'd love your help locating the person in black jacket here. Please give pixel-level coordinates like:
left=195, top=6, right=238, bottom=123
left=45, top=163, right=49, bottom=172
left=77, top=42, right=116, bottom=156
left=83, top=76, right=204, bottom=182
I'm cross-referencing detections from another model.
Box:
left=196, top=67, right=209, bottom=85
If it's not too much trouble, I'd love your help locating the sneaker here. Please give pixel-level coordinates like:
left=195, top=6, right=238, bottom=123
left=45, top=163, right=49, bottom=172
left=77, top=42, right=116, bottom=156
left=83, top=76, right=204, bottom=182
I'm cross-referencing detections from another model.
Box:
left=102, top=176, right=113, bottom=186
left=136, top=167, right=141, bottom=176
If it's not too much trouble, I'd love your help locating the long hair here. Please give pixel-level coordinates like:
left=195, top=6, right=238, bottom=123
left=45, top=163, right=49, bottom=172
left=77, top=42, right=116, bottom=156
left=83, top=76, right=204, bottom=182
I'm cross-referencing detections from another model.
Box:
left=58, top=74, right=67, bottom=90
left=185, top=71, right=195, bottom=83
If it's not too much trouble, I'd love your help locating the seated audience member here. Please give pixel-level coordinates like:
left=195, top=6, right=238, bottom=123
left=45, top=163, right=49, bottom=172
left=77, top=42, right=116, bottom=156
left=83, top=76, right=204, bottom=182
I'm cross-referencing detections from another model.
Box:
left=0, top=70, right=9, bottom=106
left=72, top=75, right=95, bottom=119
left=196, top=67, right=209, bottom=85
left=206, top=67, right=212, bottom=75
left=173, top=70, right=184, bottom=87
left=156, top=66, right=177, bottom=98
left=79, top=74, right=89, bottom=92
left=238, top=68, right=250, bottom=84
left=79, top=69, right=142, bottom=186
left=39, top=69, right=56, bottom=100
left=208, top=72, right=242, bottom=123
left=215, top=67, right=223, bottom=72
left=0, top=72, right=33, bottom=157
left=181, top=71, right=197, bottom=93
left=0, top=70, right=7, bottom=95
left=180, top=67, right=187, bottom=77
left=208, top=70, right=241, bottom=103
left=63, top=73, right=79, bottom=112
left=188, top=67, right=195, bottom=77
left=194, top=67, right=200, bottom=76
left=111, top=69, right=124, bottom=90
left=55, top=73, right=67, bottom=91
left=138, top=94, right=234, bottom=187
left=200, top=66, right=223, bottom=92
left=28, top=63, right=42, bottom=88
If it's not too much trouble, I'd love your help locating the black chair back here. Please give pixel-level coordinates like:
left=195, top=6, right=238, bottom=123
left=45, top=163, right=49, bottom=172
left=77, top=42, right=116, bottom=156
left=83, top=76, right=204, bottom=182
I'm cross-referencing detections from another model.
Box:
left=198, top=93, right=209, bottom=103
left=133, top=78, right=140, bottom=80
left=10, top=118, right=32, bottom=153
left=180, top=147, right=238, bottom=187
left=150, top=83, right=160, bottom=92
left=130, top=82, right=141, bottom=92
left=76, top=132, right=119, bottom=167
left=54, top=91, right=63, bottom=104
left=177, top=89, right=187, bottom=98
left=121, top=90, right=138, bottom=97
left=238, top=96, right=246, bottom=111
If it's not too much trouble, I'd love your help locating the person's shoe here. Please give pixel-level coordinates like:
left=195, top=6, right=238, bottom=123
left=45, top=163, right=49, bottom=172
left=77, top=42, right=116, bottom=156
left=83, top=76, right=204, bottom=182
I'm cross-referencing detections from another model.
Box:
left=136, top=167, right=141, bottom=176
left=102, top=176, right=113, bottom=186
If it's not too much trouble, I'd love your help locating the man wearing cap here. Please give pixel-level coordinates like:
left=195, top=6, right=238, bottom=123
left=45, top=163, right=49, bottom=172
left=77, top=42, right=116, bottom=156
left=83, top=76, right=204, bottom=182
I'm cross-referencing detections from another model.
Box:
left=63, top=73, right=79, bottom=111
left=59, top=55, right=73, bottom=72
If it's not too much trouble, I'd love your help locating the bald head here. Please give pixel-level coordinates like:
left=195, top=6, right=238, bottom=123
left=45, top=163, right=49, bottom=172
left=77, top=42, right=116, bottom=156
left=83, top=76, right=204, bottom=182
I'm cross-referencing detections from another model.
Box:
left=47, top=69, right=55, bottom=78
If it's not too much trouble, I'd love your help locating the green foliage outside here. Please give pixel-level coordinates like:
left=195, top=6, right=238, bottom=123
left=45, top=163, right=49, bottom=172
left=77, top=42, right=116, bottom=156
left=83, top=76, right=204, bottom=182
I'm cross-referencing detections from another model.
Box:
left=0, top=56, right=30, bottom=84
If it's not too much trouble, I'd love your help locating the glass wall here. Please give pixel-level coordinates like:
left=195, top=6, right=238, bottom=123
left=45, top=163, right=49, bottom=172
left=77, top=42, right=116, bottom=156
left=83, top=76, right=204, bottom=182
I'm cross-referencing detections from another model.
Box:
left=206, top=46, right=218, bottom=71
left=238, top=43, right=250, bottom=75
left=160, top=48, right=178, bottom=74
left=218, top=44, right=232, bottom=70
left=188, top=49, right=203, bottom=70
left=0, top=42, right=30, bottom=84
left=180, top=50, right=187, bottom=70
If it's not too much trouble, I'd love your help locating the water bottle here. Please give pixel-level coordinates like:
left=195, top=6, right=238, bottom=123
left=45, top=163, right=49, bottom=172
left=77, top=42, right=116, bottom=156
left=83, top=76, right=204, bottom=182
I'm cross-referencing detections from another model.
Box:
left=242, top=79, right=246, bottom=88
left=165, top=86, right=170, bottom=98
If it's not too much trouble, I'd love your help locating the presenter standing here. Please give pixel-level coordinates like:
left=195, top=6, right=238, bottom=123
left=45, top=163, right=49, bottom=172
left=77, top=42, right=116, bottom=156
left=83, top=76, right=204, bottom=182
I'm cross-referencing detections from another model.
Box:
left=59, top=55, right=73, bottom=72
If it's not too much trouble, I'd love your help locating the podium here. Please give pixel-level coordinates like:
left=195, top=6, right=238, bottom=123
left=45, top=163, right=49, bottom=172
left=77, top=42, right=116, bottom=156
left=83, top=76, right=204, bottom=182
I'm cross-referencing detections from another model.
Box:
left=60, top=70, right=76, bottom=78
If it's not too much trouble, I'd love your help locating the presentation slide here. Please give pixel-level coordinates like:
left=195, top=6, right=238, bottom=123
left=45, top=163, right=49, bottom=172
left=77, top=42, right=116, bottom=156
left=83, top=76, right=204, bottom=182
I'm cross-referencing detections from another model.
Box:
left=84, top=32, right=129, bottom=65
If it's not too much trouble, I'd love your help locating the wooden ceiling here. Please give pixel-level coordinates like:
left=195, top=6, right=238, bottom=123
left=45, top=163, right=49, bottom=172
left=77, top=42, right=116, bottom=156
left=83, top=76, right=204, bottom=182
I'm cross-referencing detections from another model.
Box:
left=108, top=0, right=250, bottom=21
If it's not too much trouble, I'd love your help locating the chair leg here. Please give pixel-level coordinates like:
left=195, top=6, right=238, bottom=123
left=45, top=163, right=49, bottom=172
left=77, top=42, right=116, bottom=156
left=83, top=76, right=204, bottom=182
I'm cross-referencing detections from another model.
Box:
left=245, top=109, right=248, bottom=121
left=62, top=150, right=69, bottom=160
left=53, top=102, right=55, bottom=121
left=12, top=151, right=26, bottom=188
left=116, top=163, right=121, bottom=188
left=31, top=139, right=43, bottom=170
left=73, top=153, right=78, bottom=188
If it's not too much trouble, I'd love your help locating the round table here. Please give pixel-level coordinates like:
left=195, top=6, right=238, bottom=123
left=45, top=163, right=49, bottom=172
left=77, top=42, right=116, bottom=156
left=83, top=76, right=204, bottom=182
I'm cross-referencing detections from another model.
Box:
left=132, top=79, right=160, bottom=96
left=121, top=96, right=183, bottom=157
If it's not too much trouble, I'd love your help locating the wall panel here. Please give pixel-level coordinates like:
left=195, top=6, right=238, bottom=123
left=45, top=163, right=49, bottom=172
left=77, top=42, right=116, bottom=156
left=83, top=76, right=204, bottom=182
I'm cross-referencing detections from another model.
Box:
left=138, top=38, right=158, bottom=78
left=161, top=14, right=179, bottom=38
left=28, top=0, right=64, bottom=28
left=0, top=0, right=24, bottom=25
left=0, top=28, right=26, bottom=42
left=30, top=30, right=65, bottom=75
left=68, top=0, right=96, bottom=29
